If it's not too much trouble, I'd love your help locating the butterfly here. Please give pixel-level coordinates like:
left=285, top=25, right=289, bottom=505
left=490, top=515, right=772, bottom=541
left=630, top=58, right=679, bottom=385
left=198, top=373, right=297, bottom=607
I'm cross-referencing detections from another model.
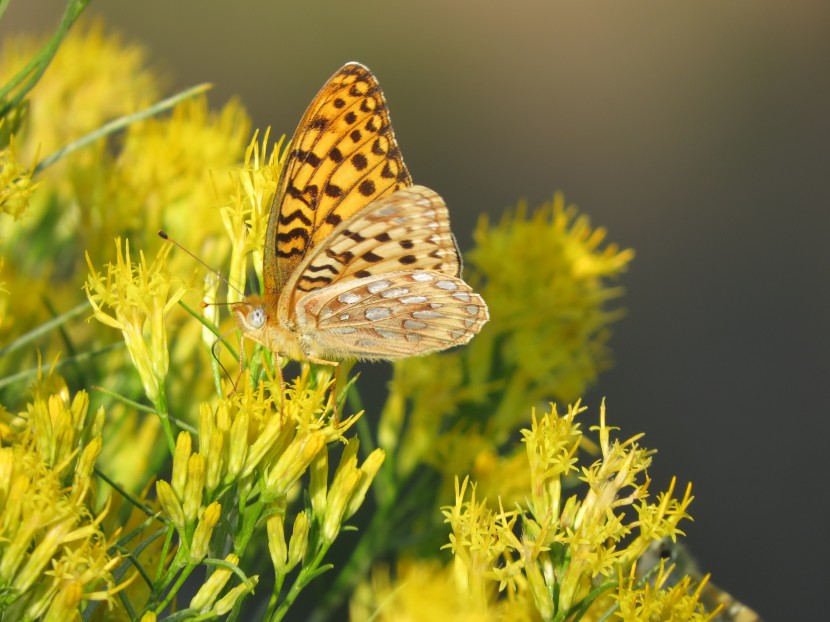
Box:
left=232, top=62, right=488, bottom=364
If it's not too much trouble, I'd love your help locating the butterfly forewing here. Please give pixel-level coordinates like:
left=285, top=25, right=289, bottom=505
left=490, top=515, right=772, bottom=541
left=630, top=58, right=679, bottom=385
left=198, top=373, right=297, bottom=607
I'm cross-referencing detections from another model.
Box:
left=265, top=63, right=413, bottom=295
left=296, top=271, right=488, bottom=359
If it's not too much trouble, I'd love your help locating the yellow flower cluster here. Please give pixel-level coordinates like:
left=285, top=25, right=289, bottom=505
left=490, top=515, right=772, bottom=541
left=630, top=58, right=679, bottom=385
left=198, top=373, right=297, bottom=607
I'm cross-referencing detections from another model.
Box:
left=354, top=403, right=710, bottom=622
left=85, top=240, right=185, bottom=410
left=0, top=9, right=746, bottom=621
left=0, top=379, right=128, bottom=620
left=141, top=367, right=384, bottom=618
left=219, top=128, right=284, bottom=300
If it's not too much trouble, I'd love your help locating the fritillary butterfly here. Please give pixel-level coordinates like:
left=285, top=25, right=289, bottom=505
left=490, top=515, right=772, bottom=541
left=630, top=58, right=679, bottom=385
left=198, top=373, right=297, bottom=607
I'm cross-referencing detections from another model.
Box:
left=232, top=62, right=488, bottom=363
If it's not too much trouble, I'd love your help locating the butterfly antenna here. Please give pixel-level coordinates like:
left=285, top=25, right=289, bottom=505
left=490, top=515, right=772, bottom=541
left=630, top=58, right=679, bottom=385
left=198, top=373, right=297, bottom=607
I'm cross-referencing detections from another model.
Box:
left=157, top=230, right=246, bottom=298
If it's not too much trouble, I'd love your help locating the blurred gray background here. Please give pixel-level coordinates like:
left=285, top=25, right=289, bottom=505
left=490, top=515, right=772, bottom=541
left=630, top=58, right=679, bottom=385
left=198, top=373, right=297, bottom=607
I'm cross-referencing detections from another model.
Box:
left=4, top=1, right=829, bottom=618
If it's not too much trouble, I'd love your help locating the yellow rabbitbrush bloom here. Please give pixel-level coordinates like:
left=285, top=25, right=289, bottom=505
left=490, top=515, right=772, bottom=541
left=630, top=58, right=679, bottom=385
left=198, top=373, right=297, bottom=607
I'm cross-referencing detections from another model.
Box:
left=0, top=19, right=252, bottom=405
left=351, top=559, right=537, bottom=622
left=0, top=381, right=128, bottom=620
left=0, top=19, right=157, bottom=164
left=114, top=96, right=251, bottom=263
left=0, top=136, right=38, bottom=221
left=468, top=195, right=635, bottom=421
left=84, top=238, right=186, bottom=408
left=384, top=402, right=703, bottom=622
left=220, top=128, right=284, bottom=302
left=616, top=560, right=720, bottom=621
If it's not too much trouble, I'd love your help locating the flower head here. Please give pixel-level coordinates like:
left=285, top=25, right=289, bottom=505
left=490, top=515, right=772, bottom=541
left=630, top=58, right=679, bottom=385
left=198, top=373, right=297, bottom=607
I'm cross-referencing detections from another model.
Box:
left=220, top=128, right=283, bottom=300
left=430, top=403, right=705, bottom=620
left=84, top=238, right=186, bottom=405
left=0, top=135, right=38, bottom=221
left=0, top=382, right=124, bottom=619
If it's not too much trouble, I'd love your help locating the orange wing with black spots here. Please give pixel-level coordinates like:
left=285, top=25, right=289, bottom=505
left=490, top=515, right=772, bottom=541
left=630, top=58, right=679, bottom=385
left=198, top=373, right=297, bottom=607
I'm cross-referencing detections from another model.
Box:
left=264, top=62, right=413, bottom=298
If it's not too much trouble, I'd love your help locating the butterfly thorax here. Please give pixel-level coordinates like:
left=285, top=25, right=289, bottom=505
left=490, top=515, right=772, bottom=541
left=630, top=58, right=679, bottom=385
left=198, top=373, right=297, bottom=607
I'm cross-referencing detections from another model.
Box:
left=232, top=294, right=306, bottom=361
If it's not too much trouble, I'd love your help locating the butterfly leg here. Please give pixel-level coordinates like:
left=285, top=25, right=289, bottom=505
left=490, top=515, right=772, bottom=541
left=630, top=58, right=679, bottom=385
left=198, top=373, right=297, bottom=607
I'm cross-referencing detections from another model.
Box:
left=224, top=333, right=246, bottom=398
left=274, top=354, right=287, bottom=415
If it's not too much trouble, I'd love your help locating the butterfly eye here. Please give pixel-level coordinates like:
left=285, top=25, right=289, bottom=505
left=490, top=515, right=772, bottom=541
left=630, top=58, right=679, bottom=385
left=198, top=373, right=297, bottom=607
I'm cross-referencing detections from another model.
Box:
left=249, top=307, right=267, bottom=329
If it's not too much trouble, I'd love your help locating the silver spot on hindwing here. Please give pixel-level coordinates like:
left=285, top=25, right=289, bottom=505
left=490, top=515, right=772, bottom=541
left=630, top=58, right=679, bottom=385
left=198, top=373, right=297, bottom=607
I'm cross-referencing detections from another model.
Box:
left=365, top=307, right=392, bottom=321
left=338, top=292, right=362, bottom=304
left=380, top=287, right=409, bottom=298
left=367, top=280, right=391, bottom=294
left=436, top=280, right=458, bottom=291
left=330, top=326, right=357, bottom=335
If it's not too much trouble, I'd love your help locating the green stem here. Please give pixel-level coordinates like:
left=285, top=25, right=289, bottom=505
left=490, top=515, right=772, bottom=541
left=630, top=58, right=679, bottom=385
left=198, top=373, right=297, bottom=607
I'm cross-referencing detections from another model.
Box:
left=154, top=563, right=197, bottom=616
left=178, top=300, right=238, bottom=360
left=95, top=466, right=159, bottom=519
left=270, top=544, right=333, bottom=622
left=307, top=469, right=437, bottom=622
left=306, top=501, right=393, bottom=622
left=0, top=0, right=90, bottom=115
left=33, top=82, right=212, bottom=175
left=92, top=385, right=197, bottom=434
left=234, top=497, right=265, bottom=556
left=154, top=527, right=176, bottom=586
left=153, top=382, right=177, bottom=454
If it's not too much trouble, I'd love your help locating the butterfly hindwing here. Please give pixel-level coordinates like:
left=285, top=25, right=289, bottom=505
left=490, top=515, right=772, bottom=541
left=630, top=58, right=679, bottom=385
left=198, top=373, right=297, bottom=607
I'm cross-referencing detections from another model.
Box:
left=264, top=63, right=413, bottom=296
left=295, top=271, right=488, bottom=359
left=279, top=185, right=462, bottom=319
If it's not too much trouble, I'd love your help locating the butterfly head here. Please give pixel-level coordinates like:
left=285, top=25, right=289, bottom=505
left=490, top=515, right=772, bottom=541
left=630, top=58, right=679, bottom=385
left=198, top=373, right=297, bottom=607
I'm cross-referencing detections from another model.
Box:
left=231, top=295, right=307, bottom=360
left=232, top=296, right=268, bottom=336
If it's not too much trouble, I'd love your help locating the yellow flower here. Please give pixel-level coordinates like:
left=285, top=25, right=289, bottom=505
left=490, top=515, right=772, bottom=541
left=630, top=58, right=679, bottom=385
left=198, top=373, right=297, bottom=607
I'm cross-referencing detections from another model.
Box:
left=0, top=382, right=124, bottom=619
left=435, top=403, right=707, bottom=620
left=0, top=19, right=158, bottom=163
left=189, top=553, right=255, bottom=614
left=84, top=238, right=186, bottom=406
left=616, top=560, right=721, bottom=621
left=351, top=559, right=536, bottom=622
left=115, top=95, right=251, bottom=262
left=0, top=136, right=38, bottom=221
left=267, top=511, right=310, bottom=576
left=220, top=128, right=283, bottom=300
left=468, top=194, right=635, bottom=414
left=320, top=439, right=385, bottom=544
left=190, top=502, right=222, bottom=563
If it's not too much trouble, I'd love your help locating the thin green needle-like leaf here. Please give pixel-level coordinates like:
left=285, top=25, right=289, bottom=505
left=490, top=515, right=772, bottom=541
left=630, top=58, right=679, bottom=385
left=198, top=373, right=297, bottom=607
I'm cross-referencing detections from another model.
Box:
left=0, top=0, right=90, bottom=114
left=0, top=300, right=89, bottom=357
left=0, top=342, right=122, bottom=390
left=34, top=82, right=212, bottom=174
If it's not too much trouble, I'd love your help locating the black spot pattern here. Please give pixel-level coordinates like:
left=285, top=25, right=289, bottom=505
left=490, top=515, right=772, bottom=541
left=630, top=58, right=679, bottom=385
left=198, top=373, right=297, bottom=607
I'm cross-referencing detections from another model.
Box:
left=358, top=179, right=376, bottom=196
left=352, top=153, right=368, bottom=170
